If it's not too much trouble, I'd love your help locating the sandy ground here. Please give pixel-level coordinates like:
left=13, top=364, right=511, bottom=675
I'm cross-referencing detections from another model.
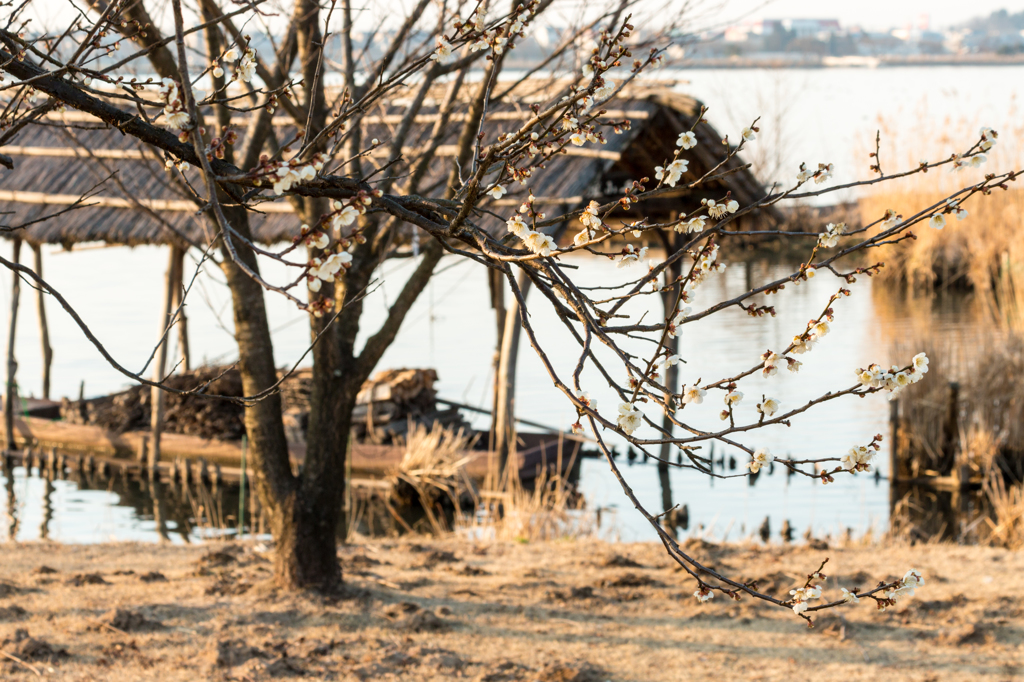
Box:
left=0, top=537, right=1021, bottom=681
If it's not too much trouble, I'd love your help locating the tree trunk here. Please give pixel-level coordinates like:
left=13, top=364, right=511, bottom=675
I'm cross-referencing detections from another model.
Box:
left=658, top=233, right=684, bottom=514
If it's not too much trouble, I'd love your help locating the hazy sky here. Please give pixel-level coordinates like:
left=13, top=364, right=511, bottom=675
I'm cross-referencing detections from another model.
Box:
left=20, top=0, right=1024, bottom=36
left=724, top=0, right=1024, bottom=31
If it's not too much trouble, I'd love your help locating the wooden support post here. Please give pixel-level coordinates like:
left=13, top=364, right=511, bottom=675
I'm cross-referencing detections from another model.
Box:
left=494, top=272, right=532, bottom=479
left=137, top=434, right=149, bottom=464
left=150, top=248, right=179, bottom=469
left=31, top=245, right=52, bottom=400
left=5, top=237, right=21, bottom=452
left=169, top=246, right=190, bottom=372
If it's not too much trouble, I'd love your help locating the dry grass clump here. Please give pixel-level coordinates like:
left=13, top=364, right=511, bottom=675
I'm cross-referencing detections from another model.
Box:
left=465, top=464, right=593, bottom=543
left=379, top=422, right=594, bottom=542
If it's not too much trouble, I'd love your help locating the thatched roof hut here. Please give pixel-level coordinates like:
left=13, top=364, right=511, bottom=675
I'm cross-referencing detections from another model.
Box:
left=0, top=86, right=779, bottom=249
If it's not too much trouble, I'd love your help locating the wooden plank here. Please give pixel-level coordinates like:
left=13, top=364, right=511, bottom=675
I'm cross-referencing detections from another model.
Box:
left=0, top=415, right=576, bottom=481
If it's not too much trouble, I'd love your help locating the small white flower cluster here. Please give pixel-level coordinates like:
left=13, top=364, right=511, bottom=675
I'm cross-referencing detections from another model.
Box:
left=883, top=569, right=925, bottom=607
left=665, top=307, right=691, bottom=339
left=329, top=197, right=371, bottom=234
left=272, top=156, right=325, bottom=195
left=703, top=197, right=738, bottom=219
left=574, top=200, right=603, bottom=246
left=654, top=158, right=689, bottom=187
left=307, top=249, right=353, bottom=292
left=930, top=199, right=970, bottom=229
left=840, top=444, right=878, bottom=472
left=880, top=209, right=901, bottom=230
left=761, top=350, right=800, bottom=377
left=617, top=243, right=647, bottom=268
left=689, top=243, right=725, bottom=291
left=790, top=583, right=823, bottom=615
left=506, top=199, right=555, bottom=257
left=617, top=402, right=643, bottom=435
left=675, top=215, right=706, bottom=235
left=817, top=222, right=845, bottom=249
left=952, top=148, right=989, bottom=172
left=741, top=126, right=757, bottom=142
left=856, top=352, right=929, bottom=401
left=218, top=46, right=256, bottom=83
left=797, top=162, right=834, bottom=184
left=747, top=447, right=773, bottom=473
left=693, top=586, right=714, bottom=603
left=979, top=126, right=998, bottom=151
left=159, top=78, right=190, bottom=131
left=756, top=396, right=780, bottom=418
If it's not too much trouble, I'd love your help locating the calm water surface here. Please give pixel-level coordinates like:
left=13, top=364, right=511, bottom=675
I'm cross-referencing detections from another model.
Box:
left=1, top=65, right=1017, bottom=544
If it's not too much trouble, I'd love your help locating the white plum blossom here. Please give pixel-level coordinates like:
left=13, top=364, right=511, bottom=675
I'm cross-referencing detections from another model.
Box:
left=430, top=37, right=456, bottom=65
left=677, top=131, right=697, bottom=149
left=841, top=445, right=875, bottom=472
left=748, top=447, right=773, bottom=473
left=881, top=209, right=901, bottom=230
left=929, top=213, right=947, bottom=230
left=724, top=390, right=743, bottom=406
left=580, top=200, right=602, bottom=230
left=569, top=131, right=587, bottom=146
left=790, top=335, right=816, bottom=355
left=980, top=126, right=998, bottom=151
left=237, top=47, right=257, bottom=82
left=676, top=216, right=706, bottom=234
left=273, top=162, right=319, bottom=195
left=694, top=587, right=714, bottom=603
left=617, top=244, right=647, bottom=268
left=523, top=231, right=556, bottom=257
left=574, top=390, right=596, bottom=411
left=840, top=588, right=860, bottom=604
left=661, top=354, right=680, bottom=371
left=222, top=47, right=239, bottom=62
left=968, top=154, right=987, bottom=168
left=506, top=214, right=530, bottom=238
left=815, top=163, right=834, bottom=184
left=809, top=320, right=830, bottom=340
left=617, top=402, right=643, bottom=435
left=487, top=184, right=507, bottom=200
left=593, top=80, right=616, bottom=101
left=797, top=163, right=812, bottom=183
left=817, top=222, right=845, bottom=248
left=654, top=158, right=689, bottom=187
left=741, top=126, right=757, bottom=142
left=757, top=397, right=780, bottom=418
left=680, top=385, right=706, bottom=405
left=913, top=352, right=929, bottom=372
left=330, top=202, right=362, bottom=232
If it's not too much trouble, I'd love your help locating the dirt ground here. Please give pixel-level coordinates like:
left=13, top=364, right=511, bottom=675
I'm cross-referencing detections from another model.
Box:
left=0, top=537, right=1021, bottom=681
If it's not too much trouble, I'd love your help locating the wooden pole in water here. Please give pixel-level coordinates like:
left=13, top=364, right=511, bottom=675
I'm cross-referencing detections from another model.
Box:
left=238, top=435, right=247, bottom=538
left=150, top=247, right=179, bottom=469
left=169, top=246, right=190, bottom=372
left=31, top=245, right=52, bottom=400
left=5, top=238, right=22, bottom=452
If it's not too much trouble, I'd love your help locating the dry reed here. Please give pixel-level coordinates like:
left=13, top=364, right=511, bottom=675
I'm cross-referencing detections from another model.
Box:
left=857, top=104, right=1024, bottom=291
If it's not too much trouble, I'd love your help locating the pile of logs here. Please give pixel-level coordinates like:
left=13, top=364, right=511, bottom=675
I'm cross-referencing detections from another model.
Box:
left=60, top=367, right=246, bottom=440
left=59, top=366, right=465, bottom=444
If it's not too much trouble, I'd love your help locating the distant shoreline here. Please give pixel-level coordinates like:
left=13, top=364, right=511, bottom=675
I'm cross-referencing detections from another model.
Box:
left=672, top=55, right=1024, bottom=69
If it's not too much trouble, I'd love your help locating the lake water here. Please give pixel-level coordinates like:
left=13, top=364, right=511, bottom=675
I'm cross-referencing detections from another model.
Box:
left=2, top=65, right=1020, bottom=544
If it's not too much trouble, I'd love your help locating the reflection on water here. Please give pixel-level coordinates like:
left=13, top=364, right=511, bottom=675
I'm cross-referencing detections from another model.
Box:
left=0, top=457, right=250, bottom=544
left=1, top=250, right=999, bottom=545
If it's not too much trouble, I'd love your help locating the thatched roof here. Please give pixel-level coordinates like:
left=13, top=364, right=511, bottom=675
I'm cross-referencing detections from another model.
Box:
left=0, top=86, right=779, bottom=248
